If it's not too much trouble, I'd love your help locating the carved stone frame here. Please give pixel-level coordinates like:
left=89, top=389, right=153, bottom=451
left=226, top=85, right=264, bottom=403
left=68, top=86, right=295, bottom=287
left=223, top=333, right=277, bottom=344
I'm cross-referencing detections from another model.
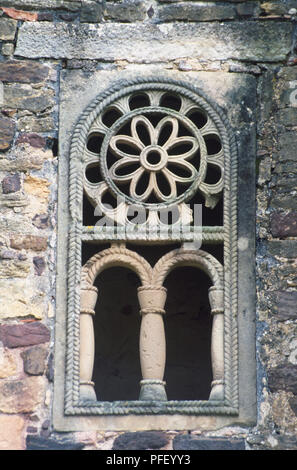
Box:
left=53, top=73, right=256, bottom=431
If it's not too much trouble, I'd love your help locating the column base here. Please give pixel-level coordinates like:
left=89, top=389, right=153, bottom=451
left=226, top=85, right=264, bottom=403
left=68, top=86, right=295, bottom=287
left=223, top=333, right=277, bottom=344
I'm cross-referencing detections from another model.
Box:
left=80, top=381, right=97, bottom=402
left=209, top=380, right=224, bottom=400
left=139, top=379, right=167, bottom=401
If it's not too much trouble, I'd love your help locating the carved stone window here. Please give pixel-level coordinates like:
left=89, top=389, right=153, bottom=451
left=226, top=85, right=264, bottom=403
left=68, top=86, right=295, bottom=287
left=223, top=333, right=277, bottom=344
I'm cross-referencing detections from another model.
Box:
left=54, top=75, right=256, bottom=431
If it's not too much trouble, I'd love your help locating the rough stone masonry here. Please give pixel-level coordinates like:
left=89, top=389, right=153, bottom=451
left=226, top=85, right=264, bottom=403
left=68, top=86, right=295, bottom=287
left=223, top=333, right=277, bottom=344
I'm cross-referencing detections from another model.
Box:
left=0, top=0, right=297, bottom=450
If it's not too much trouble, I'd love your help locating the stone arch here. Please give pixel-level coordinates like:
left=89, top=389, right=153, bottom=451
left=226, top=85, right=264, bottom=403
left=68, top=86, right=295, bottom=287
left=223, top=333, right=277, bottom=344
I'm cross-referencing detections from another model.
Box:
left=81, top=244, right=153, bottom=289
left=151, top=248, right=225, bottom=401
left=151, top=248, right=224, bottom=289
left=79, top=244, right=152, bottom=402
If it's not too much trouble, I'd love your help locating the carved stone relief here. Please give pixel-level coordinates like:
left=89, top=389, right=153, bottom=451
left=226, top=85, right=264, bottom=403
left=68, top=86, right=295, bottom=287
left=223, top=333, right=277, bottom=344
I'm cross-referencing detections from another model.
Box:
left=81, top=79, right=226, bottom=230
left=58, top=76, right=243, bottom=421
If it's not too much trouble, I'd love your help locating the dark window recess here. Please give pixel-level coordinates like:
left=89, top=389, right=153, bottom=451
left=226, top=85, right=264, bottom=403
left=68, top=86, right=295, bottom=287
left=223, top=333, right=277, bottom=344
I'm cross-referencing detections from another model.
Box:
left=92, top=267, right=142, bottom=401
left=164, top=266, right=213, bottom=401
left=90, top=247, right=213, bottom=401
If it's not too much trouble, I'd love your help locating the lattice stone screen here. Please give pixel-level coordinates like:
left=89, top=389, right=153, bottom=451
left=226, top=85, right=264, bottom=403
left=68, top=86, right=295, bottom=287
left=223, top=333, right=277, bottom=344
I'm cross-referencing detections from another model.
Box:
left=53, top=72, right=256, bottom=431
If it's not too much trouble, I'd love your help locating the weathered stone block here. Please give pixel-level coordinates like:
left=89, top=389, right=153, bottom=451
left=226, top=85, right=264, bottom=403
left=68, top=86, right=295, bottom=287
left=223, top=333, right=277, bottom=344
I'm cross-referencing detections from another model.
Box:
left=0, top=280, right=45, bottom=319
left=0, top=146, right=53, bottom=172
left=271, top=177, right=296, bottom=192
left=16, top=133, right=46, bottom=149
left=268, top=364, right=297, bottom=395
left=0, top=116, right=16, bottom=151
left=277, top=108, right=297, bottom=127
left=277, top=66, right=297, bottom=81
left=270, top=391, right=297, bottom=436
left=112, top=431, right=169, bottom=450
left=24, top=175, right=50, bottom=206
left=58, top=12, right=78, bottom=21
left=270, top=193, right=297, bottom=211
left=1, top=43, right=15, bottom=57
left=260, top=1, right=287, bottom=16
left=3, top=84, right=54, bottom=113
left=15, top=21, right=292, bottom=62
left=33, top=256, right=46, bottom=275
left=278, top=132, right=297, bottom=162
left=0, top=60, right=50, bottom=84
left=236, top=1, right=259, bottom=16
left=0, top=415, right=25, bottom=450
left=229, top=62, right=262, bottom=74
left=81, top=0, right=104, bottom=22
left=32, top=213, right=50, bottom=229
left=0, top=322, right=50, bottom=348
left=0, top=0, right=81, bottom=10
left=26, top=435, right=84, bottom=450
left=0, top=214, right=33, bottom=233
left=2, top=173, right=21, bottom=194
left=0, top=7, right=38, bottom=21
left=37, top=11, right=54, bottom=21
left=274, top=291, right=297, bottom=321
left=105, top=0, right=147, bottom=22
left=0, top=259, right=30, bottom=278
left=0, top=345, right=18, bottom=378
left=17, top=114, right=55, bottom=133
left=267, top=240, right=297, bottom=259
left=0, top=250, right=17, bottom=260
left=10, top=234, right=48, bottom=251
left=158, top=2, right=237, bottom=22
left=0, top=376, right=45, bottom=413
left=21, top=345, right=48, bottom=375
left=274, top=434, right=297, bottom=450
left=273, top=161, right=296, bottom=175
left=173, top=435, right=245, bottom=450
left=271, top=211, right=297, bottom=237
left=0, top=17, right=17, bottom=40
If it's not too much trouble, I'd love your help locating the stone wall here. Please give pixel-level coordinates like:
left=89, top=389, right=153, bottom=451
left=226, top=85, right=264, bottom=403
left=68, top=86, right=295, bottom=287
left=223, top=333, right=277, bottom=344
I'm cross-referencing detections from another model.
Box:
left=0, top=0, right=296, bottom=450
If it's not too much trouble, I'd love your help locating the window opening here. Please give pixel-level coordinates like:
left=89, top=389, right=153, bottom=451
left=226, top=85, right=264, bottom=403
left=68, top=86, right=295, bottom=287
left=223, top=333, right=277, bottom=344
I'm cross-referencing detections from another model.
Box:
left=61, top=77, right=241, bottom=418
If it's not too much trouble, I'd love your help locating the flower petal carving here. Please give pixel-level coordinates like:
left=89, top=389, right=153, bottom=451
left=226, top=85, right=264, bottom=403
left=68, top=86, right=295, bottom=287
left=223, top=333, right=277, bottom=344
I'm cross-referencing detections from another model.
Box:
left=155, top=116, right=179, bottom=146
left=109, top=157, right=141, bottom=182
left=130, top=168, right=153, bottom=201
left=110, top=135, right=144, bottom=159
left=131, top=115, right=156, bottom=146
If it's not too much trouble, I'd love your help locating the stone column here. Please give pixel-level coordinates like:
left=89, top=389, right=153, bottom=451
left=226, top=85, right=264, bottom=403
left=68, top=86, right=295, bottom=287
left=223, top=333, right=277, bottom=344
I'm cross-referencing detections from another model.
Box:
left=137, top=286, right=167, bottom=401
left=79, top=285, right=98, bottom=401
left=208, top=286, right=225, bottom=400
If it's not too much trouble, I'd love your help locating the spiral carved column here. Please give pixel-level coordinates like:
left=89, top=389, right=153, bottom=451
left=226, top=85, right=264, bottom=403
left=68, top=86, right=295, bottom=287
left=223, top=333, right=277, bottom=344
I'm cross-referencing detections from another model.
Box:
left=137, top=286, right=167, bottom=401
left=208, top=286, right=224, bottom=400
left=79, top=286, right=98, bottom=401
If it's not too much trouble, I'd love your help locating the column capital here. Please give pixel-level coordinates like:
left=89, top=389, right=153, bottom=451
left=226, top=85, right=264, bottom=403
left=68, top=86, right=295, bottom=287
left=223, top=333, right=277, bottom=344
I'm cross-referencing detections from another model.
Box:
left=137, top=285, right=167, bottom=315
left=208, top=286, right=224, bottom=315
left=80, top=285, right=98, bottom=312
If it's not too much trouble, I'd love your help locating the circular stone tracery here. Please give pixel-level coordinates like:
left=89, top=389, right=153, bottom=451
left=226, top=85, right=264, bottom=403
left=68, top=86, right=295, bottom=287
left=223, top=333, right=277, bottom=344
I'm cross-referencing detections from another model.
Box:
left=103, top=110, right=206, bottom=207
left=82, top=80, right=225, bottom=226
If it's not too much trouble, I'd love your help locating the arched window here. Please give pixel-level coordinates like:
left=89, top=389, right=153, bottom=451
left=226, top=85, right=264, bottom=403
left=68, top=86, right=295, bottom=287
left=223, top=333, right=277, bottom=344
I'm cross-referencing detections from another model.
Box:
left=53, top=77, right=256, bottom=431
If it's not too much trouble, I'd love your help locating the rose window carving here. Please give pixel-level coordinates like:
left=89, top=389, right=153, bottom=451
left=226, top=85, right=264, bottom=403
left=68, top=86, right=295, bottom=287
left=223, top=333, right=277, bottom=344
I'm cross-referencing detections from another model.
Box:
left=109, top=115, right=199, bottom=203
left=83, top=85, right=225, bottom=226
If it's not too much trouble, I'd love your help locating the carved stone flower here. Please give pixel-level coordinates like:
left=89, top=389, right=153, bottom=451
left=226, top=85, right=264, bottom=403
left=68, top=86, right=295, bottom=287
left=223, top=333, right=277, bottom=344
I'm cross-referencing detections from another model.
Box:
left=108, top=115, right=199, bottom=202
left=83, top=84, right=225, bottom=226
